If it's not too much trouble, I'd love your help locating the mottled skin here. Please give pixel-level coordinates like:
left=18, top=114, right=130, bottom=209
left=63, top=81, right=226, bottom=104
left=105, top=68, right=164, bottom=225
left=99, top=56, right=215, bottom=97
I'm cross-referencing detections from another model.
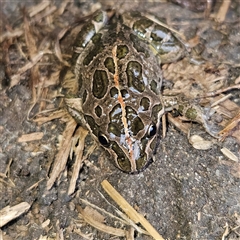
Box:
left=63, top=10, right=186, bottom=173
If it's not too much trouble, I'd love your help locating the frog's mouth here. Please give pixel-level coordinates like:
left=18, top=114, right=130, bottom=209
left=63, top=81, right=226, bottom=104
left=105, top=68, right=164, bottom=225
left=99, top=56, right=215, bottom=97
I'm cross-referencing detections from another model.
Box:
left=105, top=132, right=158, bottom=174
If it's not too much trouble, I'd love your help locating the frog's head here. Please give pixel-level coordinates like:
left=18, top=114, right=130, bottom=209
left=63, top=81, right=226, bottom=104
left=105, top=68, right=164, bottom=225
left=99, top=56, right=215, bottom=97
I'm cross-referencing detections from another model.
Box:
left=82, top=84, right=162, bottom=173
left=98, top=119, right=161, bottom=174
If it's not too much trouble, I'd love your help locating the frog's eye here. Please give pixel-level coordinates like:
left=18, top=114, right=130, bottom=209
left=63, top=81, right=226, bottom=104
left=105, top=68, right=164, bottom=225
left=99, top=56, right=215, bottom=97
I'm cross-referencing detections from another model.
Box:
left=98, top=133, right=110, bottom=147
left=148, top=124, right=157, bottom=138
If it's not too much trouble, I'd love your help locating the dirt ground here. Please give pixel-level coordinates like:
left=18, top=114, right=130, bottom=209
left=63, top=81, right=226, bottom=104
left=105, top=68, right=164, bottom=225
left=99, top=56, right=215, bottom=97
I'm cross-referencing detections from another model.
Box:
left=0, top=1, right=240, bottom=239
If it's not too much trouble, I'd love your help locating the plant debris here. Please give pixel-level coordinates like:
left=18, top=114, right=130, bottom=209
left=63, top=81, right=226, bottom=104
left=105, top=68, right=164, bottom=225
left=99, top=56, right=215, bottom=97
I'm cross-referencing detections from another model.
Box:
left=0, top=1, right=240, bottom=239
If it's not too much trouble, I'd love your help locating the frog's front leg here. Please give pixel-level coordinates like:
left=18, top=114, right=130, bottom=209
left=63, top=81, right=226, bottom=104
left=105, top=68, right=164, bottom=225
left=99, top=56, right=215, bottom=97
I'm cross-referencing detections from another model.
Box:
left=64, top=95, right=101, bottom=144
left=60, top=65, right=96, bottom=137
left=121, top=11, right=186, bottom=63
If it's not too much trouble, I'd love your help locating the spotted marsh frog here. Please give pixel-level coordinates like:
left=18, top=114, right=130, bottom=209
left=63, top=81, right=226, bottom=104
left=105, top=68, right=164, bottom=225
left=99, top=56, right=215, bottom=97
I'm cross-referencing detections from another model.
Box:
left=62, top=10, right=206, bottom=174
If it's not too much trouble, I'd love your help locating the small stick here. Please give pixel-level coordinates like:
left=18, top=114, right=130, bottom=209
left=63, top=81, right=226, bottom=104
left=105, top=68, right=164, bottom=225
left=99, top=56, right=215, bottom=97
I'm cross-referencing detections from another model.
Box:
left=204, top=84, right=240, bottom=97
left=0, top=202, right=31, bottom=227
left=68, top=126, right=88, bottom=195
left=101, top=180, right=164, bottom=240
left=216, top=0, right=231, bottom=22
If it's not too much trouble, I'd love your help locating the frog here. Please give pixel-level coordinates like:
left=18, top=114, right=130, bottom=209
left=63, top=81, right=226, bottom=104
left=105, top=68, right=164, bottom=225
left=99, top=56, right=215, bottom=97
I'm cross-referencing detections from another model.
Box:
left=61, top=10, right=210, bottom=174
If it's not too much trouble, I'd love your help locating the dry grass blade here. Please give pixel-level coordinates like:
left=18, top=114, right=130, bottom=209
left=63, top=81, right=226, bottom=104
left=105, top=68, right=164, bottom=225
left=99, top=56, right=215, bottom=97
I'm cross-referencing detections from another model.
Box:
left=219, top=111, right=240, bottom=142
left=215, top=0, right=231, bottom=22
left=0, top=160, right=15, bottom=187
left=10, top=50, right=52, bottom=89
left=79, top=196, right=149, bottom=235
left=26, top=178, right=45, bottom=191
left=101, top=180, right=164, bottom=240
left=32, top=109, right=67, bottom=125
left=28, top=1, right=51, bottom=17
left=17, top=132, right=44, bottom=142
left=47, top=118, right=77, bottom=190
left=101, top=181, right=139, bottom=223
left=0, top=173, right=15, bottom=187
left=205, top=84, right=240, bottom=97
left=76, top=205, right=126, bottom=237
left=79, top=198, right=129, bottom=225
left=114, top=209, right=150, bottom=235
left=55, top=27, right=71, bottom=66
left=31, top=5, right=57, bottom=24
left=68, top=126, right=89, bottom=195
left=0, top=202, right=31, bottom=227
left=23, top=13, right=40, bottom=102
left=4, top=158, right=13, bottom=177
left=0, top=29, right=23, bottom=43
left=167, top=113, right=190, bottom=135
left=221, top=222, right=230, bottom=240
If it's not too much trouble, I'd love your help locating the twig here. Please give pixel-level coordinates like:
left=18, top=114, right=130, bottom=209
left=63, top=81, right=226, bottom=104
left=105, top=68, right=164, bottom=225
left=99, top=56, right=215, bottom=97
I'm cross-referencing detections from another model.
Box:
left=0, top=202, right=31, bottom=227
left=101, top=180, right=164, bottom=240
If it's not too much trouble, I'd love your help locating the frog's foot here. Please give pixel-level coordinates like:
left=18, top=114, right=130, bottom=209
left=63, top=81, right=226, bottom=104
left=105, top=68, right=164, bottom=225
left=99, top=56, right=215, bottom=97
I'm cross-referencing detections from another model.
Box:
left=199, top=106, right=223, bottom=138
